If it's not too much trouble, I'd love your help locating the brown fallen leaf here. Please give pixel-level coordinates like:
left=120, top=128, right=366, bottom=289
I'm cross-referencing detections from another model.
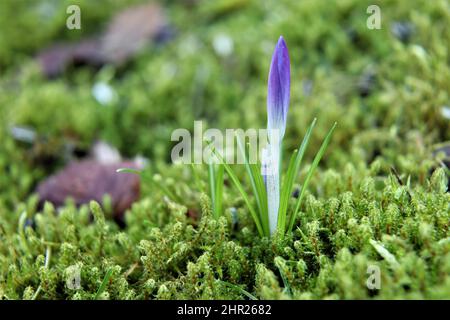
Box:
left=37, top=2, right=170, bottom=77
left=36, top=160, right=140, bottom=223
left=100, top=3, right=169, bottom=65
left=37, top=43, right=76, bottom=78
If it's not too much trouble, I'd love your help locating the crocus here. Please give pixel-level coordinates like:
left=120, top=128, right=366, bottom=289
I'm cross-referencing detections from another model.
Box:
left=267, top=36, right=291, bottom=142
left=263, top=36, right=291, bottom=235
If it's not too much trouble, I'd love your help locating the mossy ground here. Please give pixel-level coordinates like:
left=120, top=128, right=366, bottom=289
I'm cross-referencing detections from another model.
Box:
left=0, top=0, right=449, bottom=299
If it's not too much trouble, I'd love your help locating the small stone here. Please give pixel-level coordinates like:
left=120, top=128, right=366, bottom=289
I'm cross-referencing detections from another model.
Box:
left=10, top=126, right=36, bottom=144
left=292, top=187, right=300, bottom=199
left=212, top=34, right=234, bottom=57
left=391, top=22, right=414, bottom=43
left=357, top=69, right=377, bottom=98
left=90, top=141, right=122, bottom=164
left=441, top=106, right=450, bottom=120
left=92, top=82, right=116, bottom=106
left=37, top=2, right=169, bottom=77
left=302, top=79, right=313, bottom=97
left=433, top=144, right=450, bottom=159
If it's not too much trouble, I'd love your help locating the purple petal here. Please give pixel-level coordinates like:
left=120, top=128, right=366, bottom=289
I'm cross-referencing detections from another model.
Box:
left=267, top=36, right=290, bottom=140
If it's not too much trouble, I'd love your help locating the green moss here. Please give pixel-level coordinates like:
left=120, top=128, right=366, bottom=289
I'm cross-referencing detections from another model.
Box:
left=0, top=167, right=448, bottom=299
left=0, top=0, right=449, bottom=299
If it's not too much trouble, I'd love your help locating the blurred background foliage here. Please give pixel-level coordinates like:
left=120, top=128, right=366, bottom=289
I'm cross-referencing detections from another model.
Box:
left=0, top=0, right=449, bottom=299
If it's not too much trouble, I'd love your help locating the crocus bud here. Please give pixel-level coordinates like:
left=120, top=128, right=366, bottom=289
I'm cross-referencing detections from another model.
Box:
left=267, top=36, right=291, bottom=142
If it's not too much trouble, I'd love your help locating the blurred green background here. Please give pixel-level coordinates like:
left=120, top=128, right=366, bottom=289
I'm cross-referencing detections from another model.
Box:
left=1, top=0, right=449, bottom=186
left=1, top=0, right=449, bottom=184
left=0, top=0, right=449, bottom=300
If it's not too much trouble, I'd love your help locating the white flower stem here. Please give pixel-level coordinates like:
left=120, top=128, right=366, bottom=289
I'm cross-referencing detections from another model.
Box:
left=265, top=142, right=280, bottom=235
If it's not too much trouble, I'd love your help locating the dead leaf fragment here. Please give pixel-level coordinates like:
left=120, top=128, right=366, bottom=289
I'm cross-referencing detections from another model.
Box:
left=37, top=160, right=140, bottom=222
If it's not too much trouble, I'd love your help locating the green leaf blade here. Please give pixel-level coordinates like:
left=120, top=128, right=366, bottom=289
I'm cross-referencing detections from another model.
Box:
left=288, top=122, right=337, bottom=232
left=278, top=118, right=316, bottom=234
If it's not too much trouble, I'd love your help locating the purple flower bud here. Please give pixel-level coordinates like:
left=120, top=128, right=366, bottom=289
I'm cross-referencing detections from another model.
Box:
left=267, top=36, right=291, bottom=141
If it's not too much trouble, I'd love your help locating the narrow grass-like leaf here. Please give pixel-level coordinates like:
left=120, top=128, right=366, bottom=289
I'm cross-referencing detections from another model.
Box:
left=278, top=118, right=316, bottom=233
left=221, top=162, right=264, bottom=236
left=118, top=167, right=181, bottom=203
left=31, top=246, right=51, bottom=300
left=208, top=162, right=224, bottom=218
left=236, top=136, right=269, bottom=236
left=218, top=280, right=258, bottom=300
left=249, top=162, right=269, bottom=236
left=288, top=122, right=337, bottom=232
left=209, top=144, right=264, bottom=236
left=236, top=137, right=262, bottom=213
left=153, top=176, right=180, bottom=202
left=274, top=257, right=292, bottom=296
left=277, top=149, right=298, bottom=233
left=208, top=162, right=217, bottom=218
left=214, top=164, right=224, bottom=217
left=95, top=268, right=113, bottom=299
left=18, top=211, right=31, bottom=256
